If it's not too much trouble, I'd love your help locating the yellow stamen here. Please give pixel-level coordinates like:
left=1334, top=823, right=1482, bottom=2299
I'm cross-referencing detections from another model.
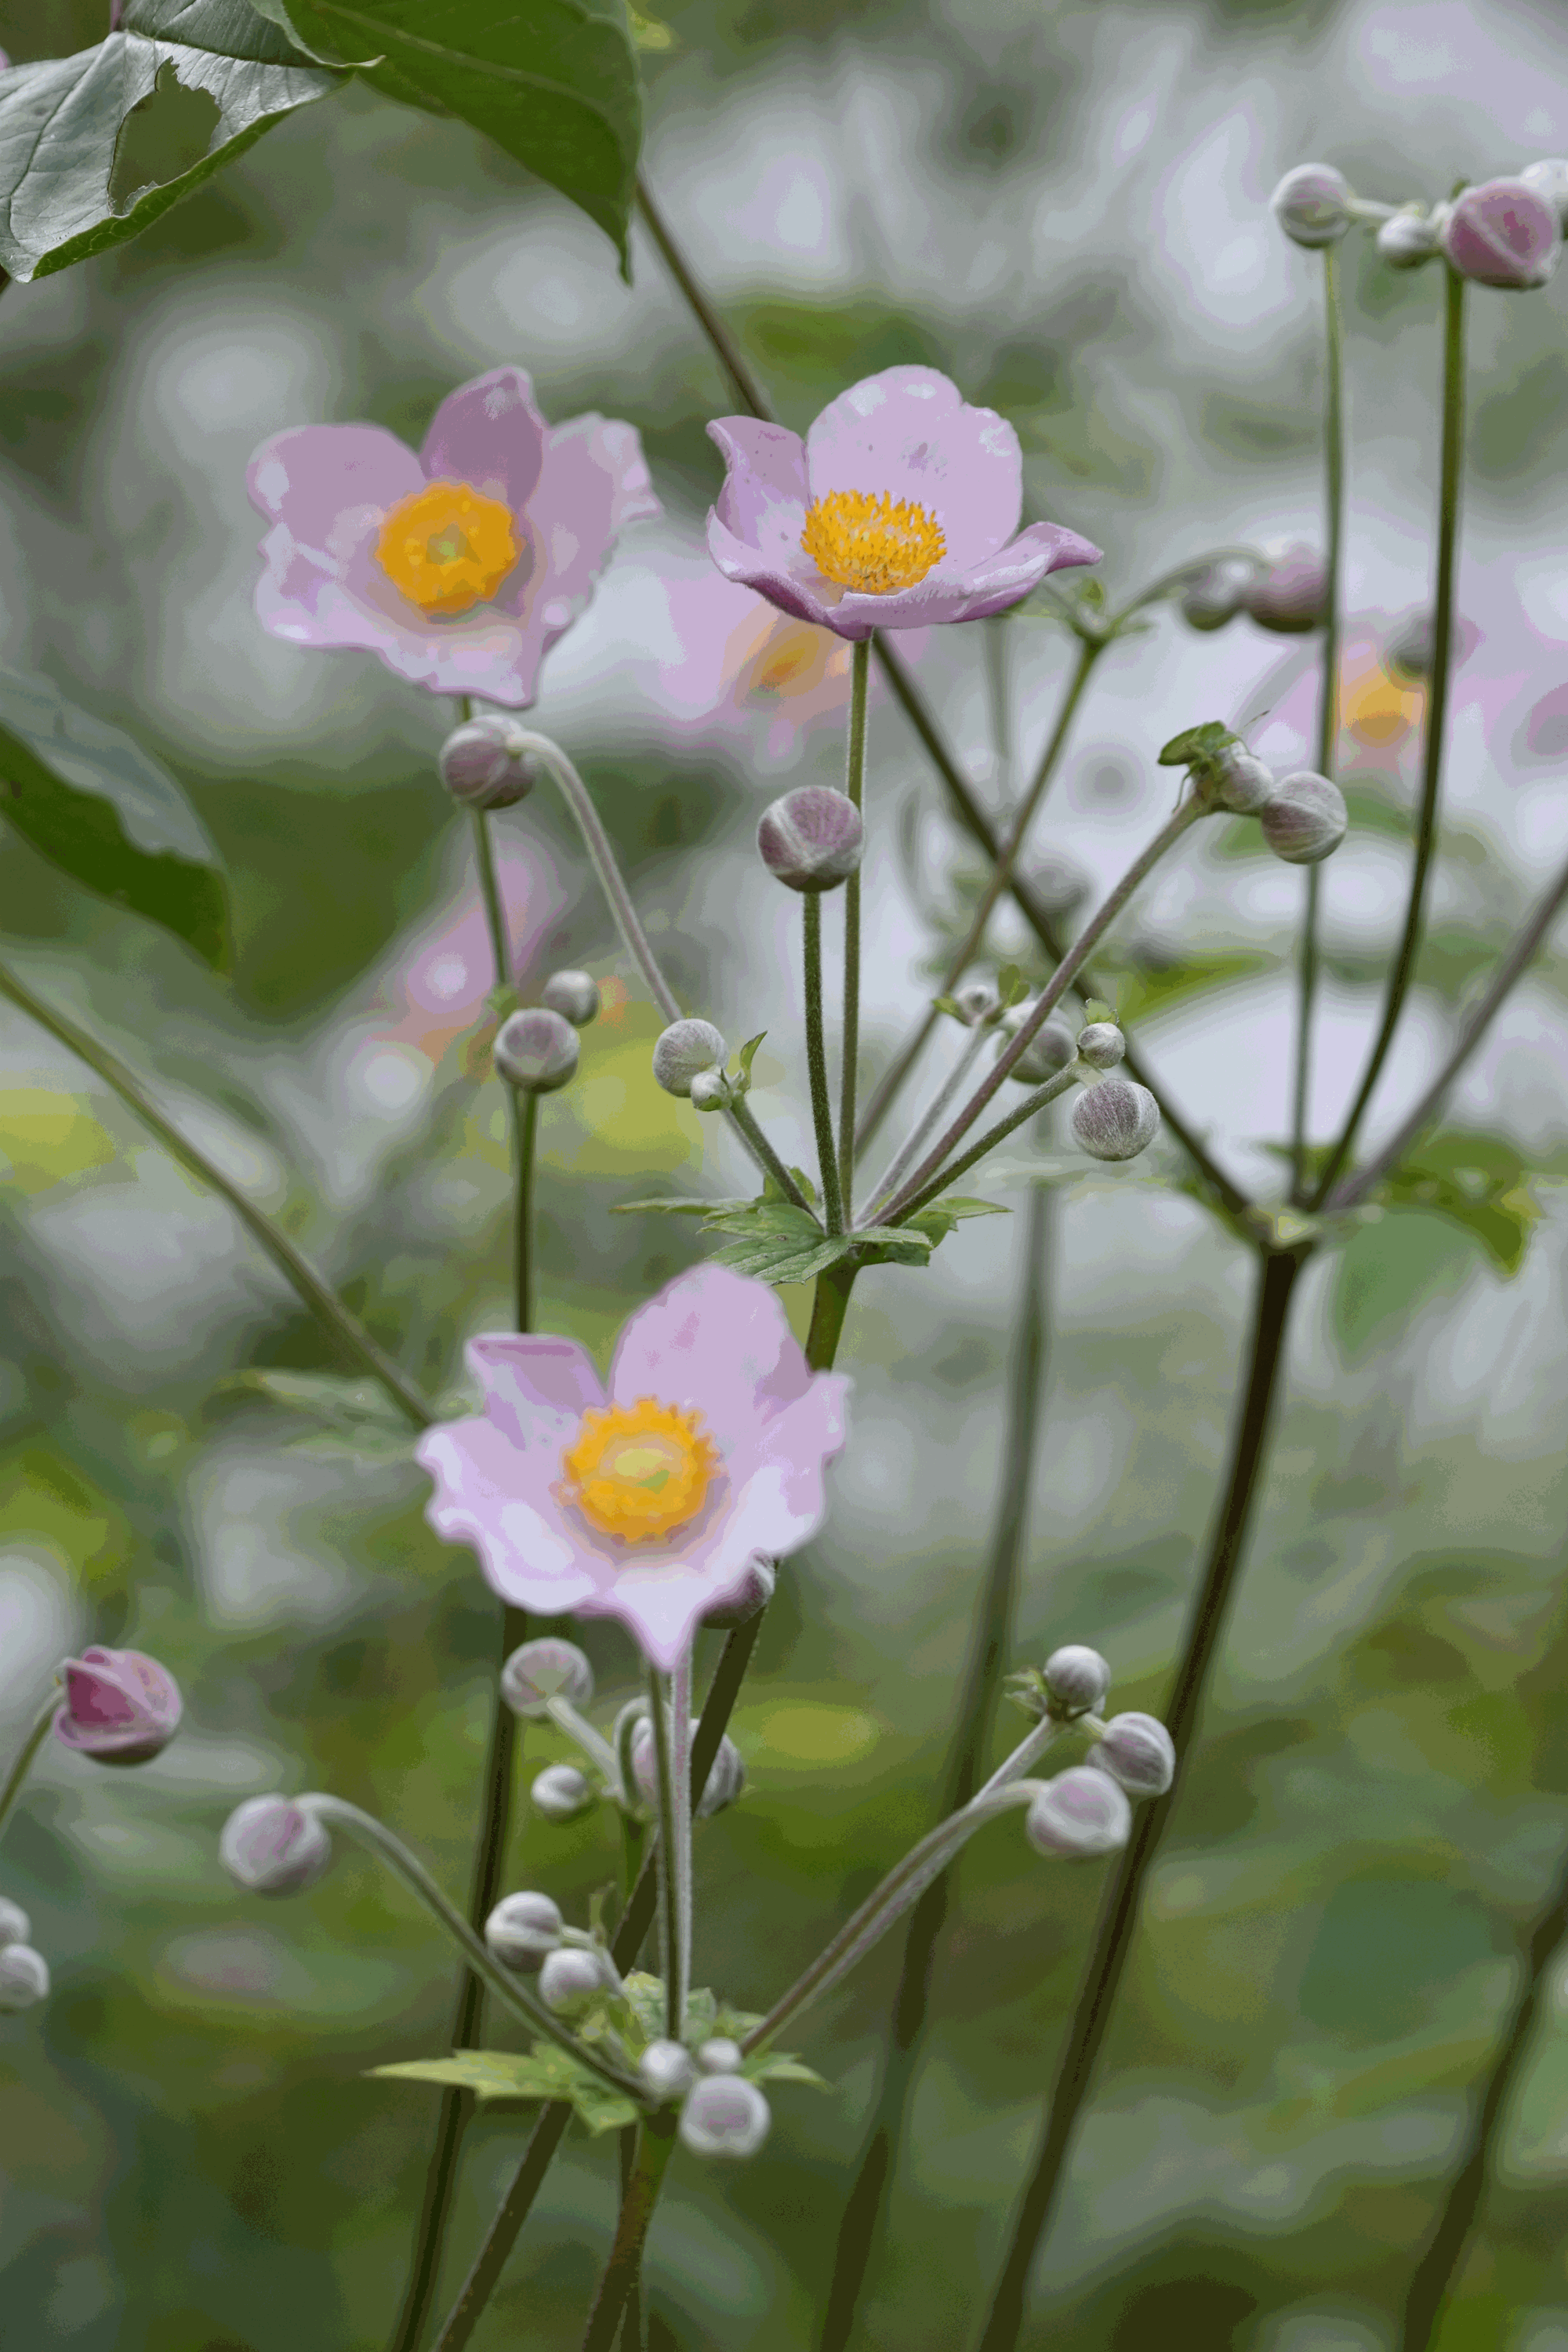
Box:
left=560, top=1396, right=718, bottom=1544
left=374, top=479, right=518, bottom=617
left=800, top=488, right=946, bottom=597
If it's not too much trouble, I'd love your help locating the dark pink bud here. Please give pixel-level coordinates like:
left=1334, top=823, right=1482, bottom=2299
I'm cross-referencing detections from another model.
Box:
left=1245, top=542, right=1327, bottom=634
left=53, top=1647, right=182, bottom=1766
left=1442, top=178, right=1559, bottom=290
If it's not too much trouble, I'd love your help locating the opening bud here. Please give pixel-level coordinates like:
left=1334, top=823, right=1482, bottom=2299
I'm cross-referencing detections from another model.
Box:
left=539, top=1944, right=612, bottom=2011
left=494, top=1007, right=579, bottom=1094
left=631, top=1719, right=746, bottom=1819
left=1070, top=1079, right=1160, bottom=1162
left=701, top=1552, right=776, bottom=1631
left=541, top=969, right=601, bottom=1028
left=1245, top=542, right=1328, bottom=634
left=1521, top=158, right=1568, bottom=233
left=438, top=714, right=536, bottom=810
left=1043, top=1645, right=1112, bottom=1716
left=1179, top=558, right=1255, bottom=633
left=1091, top=1711, right=1176, bottom=1798
left=696, top=2037, right=744, bottom=2074
left=220, top=1795, right=332, bottom=1896
left=0, top=1896, right=32, bottom=1949
left=1260, top=770, right=1348, bottom=865
left=532, top=1762, right=597, bottom=1822
left=1377, top=205, right=1443, bottom=270
left=1025, top=1766, right=1132, bottom=1860
left=998, top=1004, right=1077, bottom=1087
left=679, top=2072, right=771, bottom=2160
left=1442, top=177, right=1560, bottom=290
left=652, top=1018, right=727, bottom=1098
left=485, top=1890, right=564, bottom=1971
left=1211, top=744, right=1276, bottom=815
left=1270, top=162, right=1353, bottom=248
left=502, top=1638, right=594, bottom=1719
left=640, top=2038, right=697, bottom=2102
left=757, top=786, right=864, bottom=892
left=0, top=1943, right=50, bottom=2013
left=53, top=1646, right=182, bottom=1766
left=1075, top=1022, right=1125, bottom=1071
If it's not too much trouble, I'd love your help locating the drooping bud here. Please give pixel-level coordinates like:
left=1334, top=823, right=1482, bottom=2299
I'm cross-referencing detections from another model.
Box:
left=1270, top=162, right=1353, bottom=248
left=757, top=786, right=864, bottom=893
left=1071, top=1079, right=1160, bottom=1163
left=1245, top=543, right=1328, bottom=634
left=1043, top=1645, right=1112, bottom=1717
left=220, top=1795, right=332, bottom=1896
left=1520, top=158, right=1568, bottom=233
left=1075, top=1022, right=1125, bottom=1071
left=0, top=1943, right=50, bottom=2013
left=1179, top=559, right=1254, bottom=633
left=1259, top=770, right=1348, bottom=865
left=998, top=1005, right=1077, bottom=1087
left=652, top=1018, right=726, bottom=1098
left=532, top=1762, right=596, bottom=1822
left=1442, top=177, right=1560, bottom=290
left=53, top=1646, right=182, bottom=1767
left=1211, top=744, right=1276, bottom=815
left=696, top=2036, right=744, bottom=2074
left=541, top=969, right=601, bottom=1028
left=494, top=1007, right=579, bottom=1094
left=640, top=2038, right=697, bottom=2102
left=0, top=1896, right=31, bottom=1949
left=631, top=1721, right=746, bottom=1820
left=437, top=714, right=536, bottom=810
left=539, top=1945, right=611, bottom=2010
left=1025, top=1766, right=1132, bottom=1860
left=502, top=1638, right=594, bottom=1719
left=679, top=2073, right=771, bottom=2159
left=1377, top=205, right=1443, bottom=270
left=1090, top=1712, right=1177, bottom=1798
left=701, top=1552, right=776, bottom=1631
left=485, top=1890, right=564, bottom=1971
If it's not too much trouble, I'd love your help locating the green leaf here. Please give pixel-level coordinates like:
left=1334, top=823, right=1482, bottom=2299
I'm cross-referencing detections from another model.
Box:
left=931, top=993, right=965, bottom=1022
left=1377, top=1141, right=1539, bottom=1276
left=1330, top=1210, right=1479, bottom=1361
left=709, top=1229, right=856, bottom=1286
left=613, top=1196, right=753, bottom=1217
left=1156, top=720, right=1236, bottom=768
left=273, top=0, right=642, bottom=267
left=996, top=964, right=1027, bottom=1009
left=899, top=1196, right=1010, bottom=1250
left=1109, top=951, right=1276, bottom=1026
left=852, top=1223, right=935, bottom=1269
left=0, top=664, right=230, bottom=967
left=370, top=2045, right=639, bottom=2134
left=0, top=6, right=343, bottom=285
left=205, top=1370, right=416, bottom=1458
left=1080, top=996, right=1116, bottom=1025
left=735, top=1032, right=766, bottom=1084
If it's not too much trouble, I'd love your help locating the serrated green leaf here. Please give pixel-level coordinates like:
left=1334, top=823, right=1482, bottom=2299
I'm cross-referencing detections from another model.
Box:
left=370, top=2045, right=639, bottom=2133
left=205, top=1370, right=416, bottom=1458
left=1156, top=720, right=1236, bottom=768
left=1080, top=996, right=1116, bottom=1024
left=853, top=1224, right=935, bottom=1268
left=0, top=663, right=231, bottom=967
left=702, top=1201, right=822, bottom=1242
left=613, top=1196, right=753, bottom=1217
left=709, top=1231, right=856, bottom=1286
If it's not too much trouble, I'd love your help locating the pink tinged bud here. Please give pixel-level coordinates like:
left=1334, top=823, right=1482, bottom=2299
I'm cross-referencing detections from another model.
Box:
left=494, top=1007, right=578, bottom=1094
left=679, top=2072, right=771, bottom=2159
left=1270, top=162, right=1353, bottom=249
left=641, top=2038, right=697, bottom=2101
left=631, top=1719, right=746, bottom=1819
left=220, top=1795, right=332, bottom=1896
left=532, top=1762, right=596, bottom=1821
left=1091, top=1711, right=1176, bottom=1798
left=485, top=1890, right=564, bottom=1969
left=757, top=786, right=864, bottom=892
left=437, top=715, right=536, bottom=809
left=502, top=1638, right=594, bottom=1719
left=999, top=1007, right=1077, bottom=1087
left=1259, top=770, right=1348, bottom=865
left=0, top=1896, right=32, bottom=1949
left=1075, top=1022, right=1125, bottom=1071
left=1213, top=745, right=1276, bottom=815
left=539, top=1945, right=611, bottom=2009
left=540, top=968, right=601, bottom=1027
left=1043, top=1645, right=1112, bottom=1715
left=53, top=1647, right=182, bottom=1766
left=701, top=1552, right=776, bottom=1632
left=1179, top=559, right=1254, bottom=633
left=1245, top=543, right=1328, bottom=634
left=1520, top=158, right=1568, bottom=233
left=1443, top=177, right=1560, bottom=289
left=1025, top=1766, right=1131, bottom=1860
left=0, top=1944, right=50, bottom=2013
left=652, top=1018, right=726, bottom=1098
left=1071, top=1079, right=1160, bottom=1163
left=1377, top=207, right=1443, bottom=270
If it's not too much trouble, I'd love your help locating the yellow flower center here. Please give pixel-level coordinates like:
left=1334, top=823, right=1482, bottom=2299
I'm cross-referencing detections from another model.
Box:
left=746, top=619, right=847, bottom=700
left=800, top=489, right=946, bottom=596
left=374, top=480, right=519, bottom=617
left=1341, top=656, right=1423, bottom=749
left=560, top=1397, right=719, bottom=1544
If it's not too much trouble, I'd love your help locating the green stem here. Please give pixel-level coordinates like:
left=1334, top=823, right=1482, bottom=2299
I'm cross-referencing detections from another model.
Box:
left=428, top=2103, right=573, bottom=2352
left=889, top=1065, right=1080, bottom=1229
left=1311, top=265, right=1466, bottom=1210
left=644, top=1660, right=687, bottom=2041
left=0, top=1696, right=56, bottom=1847
left=837, top=636, right=872, bottom=1218
left=805, top=1259, right=857, bottom=1373
left=469, top=804, right=514, bottom=1011
left=0, top=961, right=431, bottom=1430
left=579, top=2114, right=678, bottom=2352
left=803, top=894, right=845, bottom=1234
left=512, top=1090, right=539, bottom=1335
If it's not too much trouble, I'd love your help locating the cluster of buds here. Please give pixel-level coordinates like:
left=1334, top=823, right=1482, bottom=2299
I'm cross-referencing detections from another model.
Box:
left=494, top=967, right=601, bottom=1097
left=0, top=1896, right=49, bottom=2015
left=499, top=1637, right=749, bottom=1828
left=1160, top=722, right=1348, bottom=866
left=650, top=1016, right=765, bottom=1116
left=1272, top=158, right=1565, bottom=292
left=991, top=1001, right=1160, bottom=1165
left=1007, top=1643, right=1177, bottom=1860
left=1180, top=542, right=1326, bottom=637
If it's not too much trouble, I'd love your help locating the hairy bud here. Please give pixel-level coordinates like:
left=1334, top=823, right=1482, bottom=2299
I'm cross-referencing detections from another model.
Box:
left=1270, top=162, right=1353, bottom=249
left=1260, top=771, right=1348, bottom=865
left=1520, top=158, right=1568, bottom=232
left=1211, top=744, right=1276, bottom=815
left=696, top=2037, right=744, bottom=2074
left=701, top=1552, right=776, bottom=1632
left=438, top=714, right=536, bottom=810
left=1245, top=542, right=1328, bottom=634
left=532, top=1763, right=596, bottom=1822
left=1179, top=559, right=1254, bottom=633
left=53, top=1646, right=182, bottom=1766
left=1025, top=1766, right=1132, bottom=1860
left=502, top=1638, right=594, bottom=1719
left=1091, top=1711, right=1177, bottom=1798
left=679, top=2072, right=771, bottom=2159
left=1377, top=205, right=1443, bottom=270
left=220, top=1795, right=332, bottom=1896
left=1075, top=1022, right=1125, bottom=1071
left=485, top=1890, right=564, bottom=1970
left=640, top=2038, right=697, bottom=2102
left=0, top=1943, right=50, bottom=2013
left=1071, top=1079, right=1160, bottom=1163
left=757, top=786, right=864, bottom=892
left=1443, top=177, right=1560, bottom=290
left=688, top=1067, right=735, bottom=1115
left=1043, top=1644, right=1112, bottom=1716
left=998, top=1005, right=1077, bottom=1087
left=652, top=1018, right=726, bottom=1098
left=494, top=1007, right=579, bottom=1094
left=539, top=1945, right=611, bottom=2011
left=541, top=969, right=601, bottom=1028
left=631, top=1720, right=746, bottom=1820
left=0, top=1896, right=31, bottom=1949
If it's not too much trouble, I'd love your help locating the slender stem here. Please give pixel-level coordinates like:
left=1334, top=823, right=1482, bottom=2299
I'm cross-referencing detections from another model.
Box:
left=579, top=2114, right=678, bottom=2352
left=819, top=1189, right=1051, bottom=2352
left=889, top=1066, right=1081, bottom=1229
left=669, top=1650, right=693, bottom=2031
left=728, top=1098, right=808, bottom=1205
left=863, top=1022, right=993, bottom=1223
left=973, top=1245, right=1305, bottom=2352
left=837, top=637, right=872, bottom=1218
left=617, top=2129, right=644, bottom=2352
left=469, top=805, right=514, bottom=1008
left=546, top=1696, right=622, bottom=1787
left=429, top=2103, right=574, bottom=2352
left=1290, top=242, right=1345, bottom=1204
left=1311, top=266, right=1467, bottom=1210
left=0, top=1696, right=56, bottom=1846
left=0, top=961, right=431, bottom=1429
left=803, top=894, right=845, bottom=1234
left=644, top=1661, right=686, bottom=2042
left=510, top=1091, right=539, bottom=1334
left=634, top=177, right=774, bottom=417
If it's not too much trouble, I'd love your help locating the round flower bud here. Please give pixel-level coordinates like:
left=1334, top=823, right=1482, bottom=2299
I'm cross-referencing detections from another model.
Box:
left=955, top=980, right=1000, bottom=1025
left=640, top=2038, right=697, bottom=2103
left=438, top=714, right=536, bottom=811
left=757, top=786, right=864, bottom=892
left=532, top=1762, right=596, bottom=1823
left=1025, top=1766, right=1132, bottom=1860
left=541, top=969, right=601, bottom=1028
left=0, top=1895, right=33, bottom=1949
left=1179, top=559, right=1253, bottom=633
left=1090, top=1711, right=1177, bottom=1799
left=1245, top=543, right=1328, bottom=634
left=696, top=2036, right=744, bottom=2074
left=652, top=1018, right=727, bottom=1098
left=485, top=1890, right=564, bottom=1971
left=688, top=1067, right=734, bottom=1114
left=502, top=1638, right=594, bottom=1720
left=1075, top=1022, right=1125, bottom=1071
left=1442, top=177, right=1559, bottom=290
left=998, top=1006, right=1077, bottom=1087
left=1259, top=770, right=1348, bottom=865
left=630, top=1721, right=746, bottom=1820
left=679, top=2072, right=771, bottom=2160
left=539, top=1945, right=610, bottom=2011
left=220, top=1795, right=332, bottom=1897
left=1043, top=1645, right=1112, bottom=1716
left=494, top=1007, right=579, bottom=1095
left=0, top=1943, right=50, bottom=2013
left=1270, top=162, right=1353, bottom=249
left=1520, top=158, right=1568, bottom=233
left=1211, top=744, right=1276, bottom=815
left=1377, top=205, right=1443, bottom=270
left=702, top=1552, right=776, bottom=1632
left=1071, top=1079, right=1160, bottom=1163
left=53, top=1646, right=182, bottom=1767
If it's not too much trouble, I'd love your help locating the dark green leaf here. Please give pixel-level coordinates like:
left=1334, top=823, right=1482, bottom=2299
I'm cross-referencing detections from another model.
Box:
left=1156, top=720, right=1236, bottom=768
left=709, top=1229, right=856, bottom=1286
left=205, top=1370, right=416, bottom=1458
left=369, top=2045, right=639, bottom=2134
left=0, top=663, right=230, bottom=967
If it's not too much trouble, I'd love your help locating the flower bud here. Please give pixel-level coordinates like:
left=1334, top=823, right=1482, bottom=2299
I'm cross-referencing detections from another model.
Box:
left=701, top=1552, right=775, bottom=1631
left=0, top=1896, right=31, bottom=1948
left=1245, top=543, right=1327, bottom=634
left=1270, top=162, right=1353, bottom=249
left=1071, top=1079, right=1159, bottom=1163
left=494, top=1007, right=579, bottom=1094
left=1091, top=1711, right=1176, bottom=1799
left=1520, top=158, right=1568, bottom=233
left=652, top=1018, right=726, bottom=1098
left=53, top=1646, right=182, bottom=1767
left=696, top=2036, right=743, bottom=2074
left=438, top=714, right=535, bottom=810
left=631, top=1720, right=746, bottom=1819
left=1025, top=1766, right=1132, bottom=1860
left=1179, top=559, right=1253, bottom=633
left=485, top=1890, right=564, bottom=1970
left=0, top=1943, right=50, bottom=2013
left=541, top=968, right=601, bottom=1028
left=1043, top=1644, right=1112, bottom=1716
left=757, top=786, right=864, bottom=892
left=955, top=980, right=1000, bottom=1025
left=539, top=1945, right=610, bottom=2010
left=220, top=1795, right=332, bottom=1896
left=1377, top=205, right=1443, bottom=270
left=1442, top=177, right=1559, bottom=289
left=1075, top=1022, right=1125, bottom=1071
left=1211, top=744, right=1276, bottom=815
left=640, top=2038, right=697, bottom=2102
left=688, top=1067, right=735, bottom=1114
left=1259, top=770, right=1348, bottom=865
left=532, top=1762, right=596, bottom=1822
left=502, top=1638, right=594, bottom=1719
left=998, top=1005, right=1077, bottom=1087
left=679, top=2072, right=771, bottom=2159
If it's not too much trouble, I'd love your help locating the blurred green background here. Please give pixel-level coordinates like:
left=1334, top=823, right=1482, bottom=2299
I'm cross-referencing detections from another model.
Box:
left=2, top=2, right=1568, bottom=2349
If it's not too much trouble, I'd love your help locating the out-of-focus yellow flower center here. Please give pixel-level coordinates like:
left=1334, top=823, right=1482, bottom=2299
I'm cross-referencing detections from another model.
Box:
left=375, top=480, right=518, bottom=616
left=800, top=489, right=946, bottom=596
left=561, top=1398, right=718, bottom=1544
left=1341, top=655, right=1423, bottom=748
left=746, top=619, right=848, bottom=700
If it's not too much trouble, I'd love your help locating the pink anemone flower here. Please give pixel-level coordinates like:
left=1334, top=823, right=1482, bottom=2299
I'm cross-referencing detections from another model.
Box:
left=416, top=1264, right=849, bottom=1670
left=246, top=366, right=660, bottom=707
left=706, top=364, right=1101, bottom=641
